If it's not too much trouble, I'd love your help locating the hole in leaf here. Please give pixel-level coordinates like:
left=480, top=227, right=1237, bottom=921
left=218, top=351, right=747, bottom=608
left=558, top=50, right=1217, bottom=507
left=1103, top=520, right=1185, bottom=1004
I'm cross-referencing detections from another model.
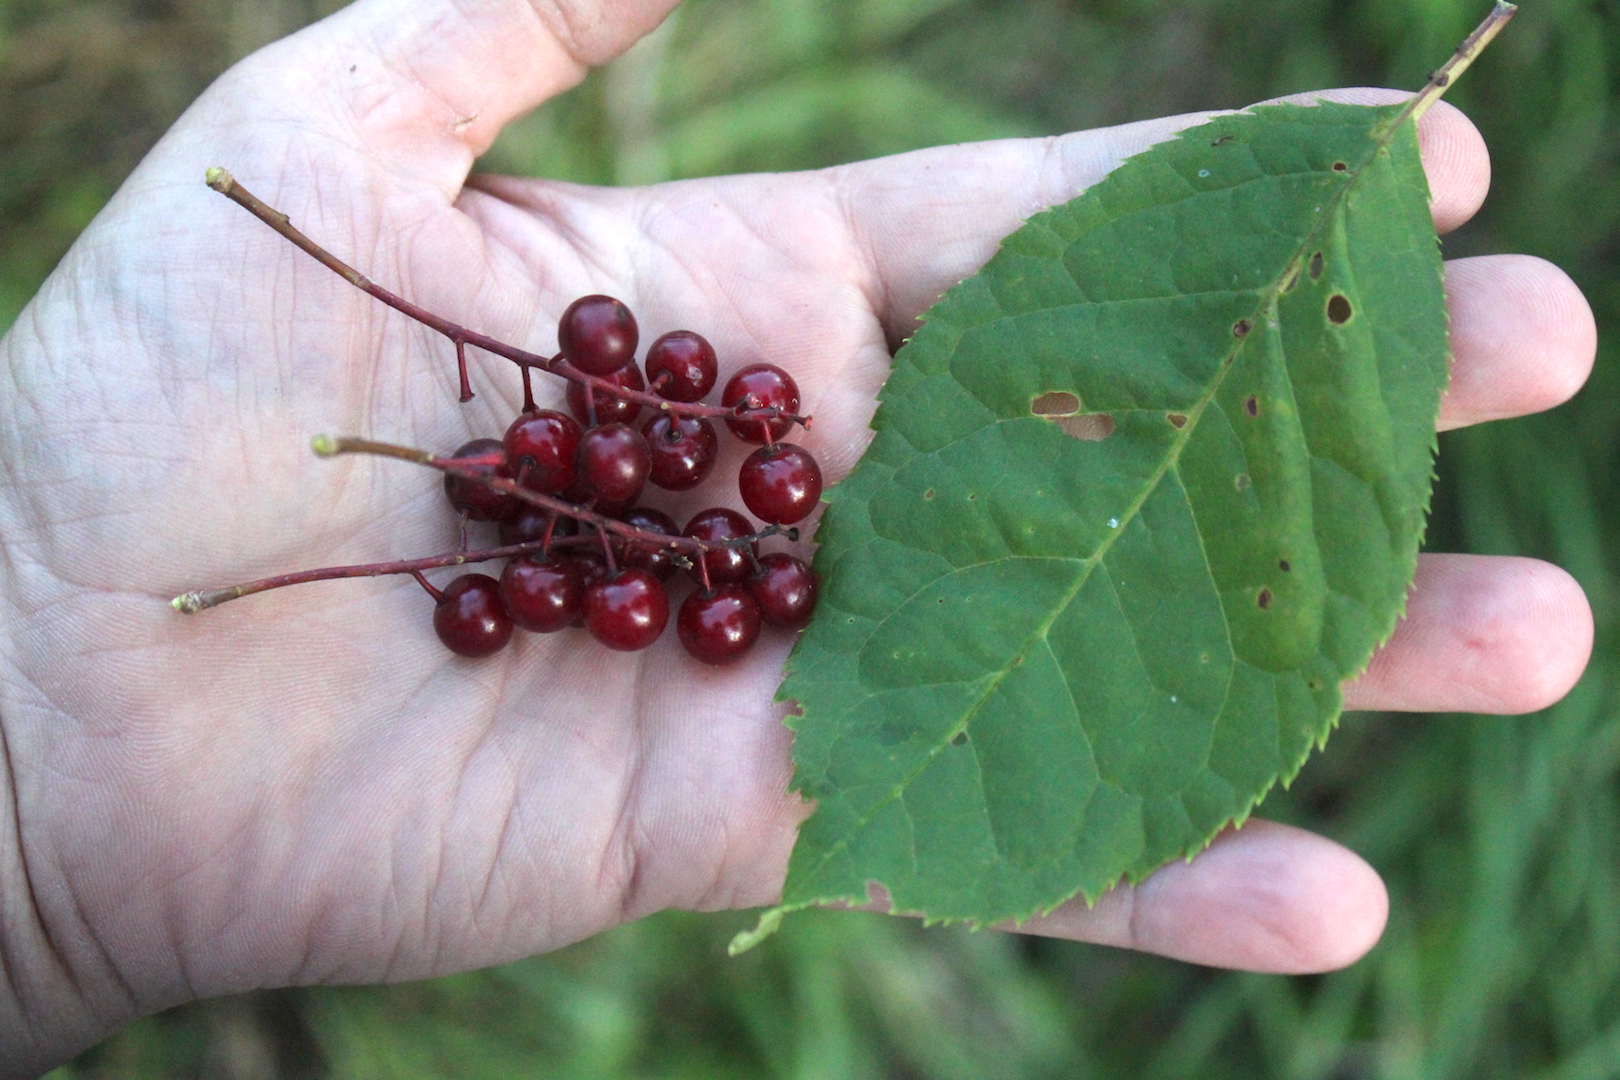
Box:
left=1235, top=473, right=1250, bottom=491
left=1310, top=251, right=1324, bottom=280
left=1332, top=161, right=1348, bottom=172
left=1279, top=559, right=1291, bottom=572
left=1232, top=319, right=1252, bottom=338
left=1244, top=395, right=1260, bottom=418
left=1055, top=414, right=1115, bottom=441
left=1031, top=391, right=1081, bottom=416
left=952, top=732, right=968, bottom=747
left=1167, top=413, right=1187, bottom=429
left=1211, top=134, right=1234, bottom=146
left=1283, top=269, right=1300, bottom=293
left=1327, top=295, right=1353, bottom=324
left=1257, top=587, right=1273, bottom=610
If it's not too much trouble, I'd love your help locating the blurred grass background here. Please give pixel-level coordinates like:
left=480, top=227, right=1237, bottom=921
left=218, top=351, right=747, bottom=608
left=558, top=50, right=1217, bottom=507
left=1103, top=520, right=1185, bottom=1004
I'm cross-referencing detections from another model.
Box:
left=3, top=0, right=1617, bottom=1075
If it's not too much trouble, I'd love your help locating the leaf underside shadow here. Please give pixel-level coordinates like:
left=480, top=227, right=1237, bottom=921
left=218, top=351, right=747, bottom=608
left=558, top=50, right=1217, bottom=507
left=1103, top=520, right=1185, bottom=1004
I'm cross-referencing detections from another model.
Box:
left=776, top=101, right=1448, bottom=929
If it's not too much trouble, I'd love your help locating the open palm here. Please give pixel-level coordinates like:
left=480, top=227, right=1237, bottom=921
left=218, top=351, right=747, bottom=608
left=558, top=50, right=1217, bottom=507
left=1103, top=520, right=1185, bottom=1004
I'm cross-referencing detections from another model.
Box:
left=0, top=0, right=1596, bottom=1070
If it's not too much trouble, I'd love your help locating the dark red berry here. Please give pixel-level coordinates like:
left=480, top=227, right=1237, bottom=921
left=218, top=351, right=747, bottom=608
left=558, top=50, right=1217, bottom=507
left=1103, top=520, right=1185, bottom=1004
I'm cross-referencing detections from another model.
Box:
left=499, top=508, right=578, bottom=547
left=502, top=410, right=581, bottom=495
left=618, top=507, right=681, bottom=581
left=678, top=586, right=762, bottom=665
left=443, top=438, right=519, bottom=523
left=721, top=363, right=799, bottom=443
left=576, top=423, right=651, bottom=512
left=583, top=569, right=669, bottom=651
left=738, top=442, right=823, bottom=524
left=558, top=295, right=638, bottom=376
left=500, top=555, right=584, bottom=633
left=570, top=552, right=609, bottom=627
left=643, top=414, right=718, bottom=491
left=432, top=573, right=513, bottom=657
left=645, top=330, right=718, bottom=403
left=748, top=553, right=818, bottom=629
left=683, top=507, right=757, bottom=586
left=567, top=361, right=645, bottom=427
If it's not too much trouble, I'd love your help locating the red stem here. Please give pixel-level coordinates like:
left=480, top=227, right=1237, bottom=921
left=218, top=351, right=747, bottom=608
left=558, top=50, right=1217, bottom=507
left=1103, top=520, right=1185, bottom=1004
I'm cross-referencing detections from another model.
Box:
left=203, top=169, right=811, bottom=431
left=172, top=538, right=555, bottom=613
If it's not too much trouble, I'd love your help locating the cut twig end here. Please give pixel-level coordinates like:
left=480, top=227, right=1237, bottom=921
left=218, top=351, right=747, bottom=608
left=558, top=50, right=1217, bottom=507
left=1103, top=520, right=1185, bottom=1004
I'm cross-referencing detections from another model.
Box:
left=311, top=434, right=339, bottom=458
left=171, top=592, right=204, bottom=614
left=204, top=167, right=234, bottom=193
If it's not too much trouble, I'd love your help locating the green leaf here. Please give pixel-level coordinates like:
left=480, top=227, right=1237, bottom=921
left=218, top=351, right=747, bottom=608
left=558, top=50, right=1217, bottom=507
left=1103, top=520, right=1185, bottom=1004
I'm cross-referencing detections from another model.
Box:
left=778, top=101, right=1447, bottom=927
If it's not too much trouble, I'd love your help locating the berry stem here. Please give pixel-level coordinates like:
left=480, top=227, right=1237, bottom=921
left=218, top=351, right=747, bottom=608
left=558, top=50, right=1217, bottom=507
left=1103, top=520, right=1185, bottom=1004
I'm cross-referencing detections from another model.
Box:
left=171, top=538, right=555, bottom=613
left=410, top=569, right=445, bottom=602
left=309, top=434, right=790, bottom=557
left=203, top=169, right=812, bottom=431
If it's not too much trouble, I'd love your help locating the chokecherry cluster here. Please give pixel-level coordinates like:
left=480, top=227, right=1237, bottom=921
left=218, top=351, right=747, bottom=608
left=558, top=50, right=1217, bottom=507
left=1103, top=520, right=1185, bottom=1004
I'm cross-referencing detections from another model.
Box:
left=178, top=173, right=824, bottom=666
left=431, top=295, right=822, bottom=664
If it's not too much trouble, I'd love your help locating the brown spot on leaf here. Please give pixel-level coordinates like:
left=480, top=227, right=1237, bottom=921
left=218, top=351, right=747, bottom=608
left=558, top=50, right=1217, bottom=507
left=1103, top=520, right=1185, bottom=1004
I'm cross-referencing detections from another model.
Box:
left=1031, top=391, right=1081, bottom=416
left=1283, top=269, right=1300, bottom=293
left=1257, top=587, right=1273, bottom=610
left=1055, top=414, right=1115, bottom=441
left=1211, top=135, right=1234, bottom=146
left=1167, top=413, right=1187, bottom=429
left=1233, top=319, right=1252, bottom=338
left=1310, top=251, right=1324, bottom=280
left=1244, top=394, right=1260, bottom=418
left=923, top=488, right=935, bottom=500
left=1279, top=559, right=1291, bottom=572
left=951, top=732, right=968, bottom=746
left=1328, top=294, right=1353, bottom=324
left=1332, top=161, right=1348, bottom=172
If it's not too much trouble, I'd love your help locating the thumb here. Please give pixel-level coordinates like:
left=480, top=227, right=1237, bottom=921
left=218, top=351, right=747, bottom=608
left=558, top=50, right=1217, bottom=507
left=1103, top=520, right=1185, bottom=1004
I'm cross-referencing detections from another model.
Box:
left=170, top=0, right=678, bottom=203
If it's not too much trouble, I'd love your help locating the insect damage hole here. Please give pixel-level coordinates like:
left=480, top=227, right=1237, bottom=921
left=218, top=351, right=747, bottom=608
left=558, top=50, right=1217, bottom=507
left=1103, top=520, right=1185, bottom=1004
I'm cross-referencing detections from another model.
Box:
left=1332, top=161, right=1348, bottom=172
left=1232, top=319, right=1252, bottom=338
left=1244, top=395, right=1260, bottom=418
left=1031, top=391, right=1114, bottom=441
left=951, top=732, right=968, bottom=747
left=1327, top=295, right=1353, bottom=324
left=1309, top=251, right=1324, bottom=280
left=1257, top=587, right=1273, bottom=610
left=1167, top=413, right=1187, bottom=429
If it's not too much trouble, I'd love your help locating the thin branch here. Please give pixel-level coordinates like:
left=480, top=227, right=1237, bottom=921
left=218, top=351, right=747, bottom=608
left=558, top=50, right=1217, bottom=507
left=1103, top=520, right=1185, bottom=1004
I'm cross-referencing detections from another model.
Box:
left=202, top=168, right=811, bottom=430
left=1398, top=3, right=1516, bottom=128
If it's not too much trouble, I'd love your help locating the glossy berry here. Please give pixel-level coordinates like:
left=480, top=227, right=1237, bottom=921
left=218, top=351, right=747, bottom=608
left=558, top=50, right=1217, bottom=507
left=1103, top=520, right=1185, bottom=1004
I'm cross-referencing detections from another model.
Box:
left=738, top=442, right=823, bottom=524
left=721, top=363, right=799, bottom=443
left=502, top=410, right=581, bottom=495
left=645, top=330, right=718, bottom=403
left=443, top=438, right=519, bottom=523
left=748, top=553, right=818, bottom=629
left=432, top=573, right=513, bottom=657
left=558, top=295, right=638, bottom=376
left=575, top=423, right=651, bottom=512
left=643, top=414, right=718, bottom=491
left=567, top=361, right=645, bottom=427
left=618, top=507, right=681, bottom=581
left=683, top=507, right=757, bottom=586
left=678, top=586, right=761, bottom=665
left=570, top=552, right=609, bottom=627
left=499, top=507, right=577, bottom=547
left=583, top=569, right=669, bottom=651
left=500, top=555, right=584, bottom=633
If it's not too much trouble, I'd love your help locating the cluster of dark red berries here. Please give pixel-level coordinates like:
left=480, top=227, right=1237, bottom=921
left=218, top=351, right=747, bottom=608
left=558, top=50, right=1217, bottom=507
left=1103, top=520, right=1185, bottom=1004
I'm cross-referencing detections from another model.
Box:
left=428, top=295, right=822, bottom=665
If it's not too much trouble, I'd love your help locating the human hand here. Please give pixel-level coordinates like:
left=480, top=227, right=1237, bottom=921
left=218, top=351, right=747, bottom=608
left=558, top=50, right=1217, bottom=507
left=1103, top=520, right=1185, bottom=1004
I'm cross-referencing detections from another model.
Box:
left=0, top=0, right=1594, bottom=1072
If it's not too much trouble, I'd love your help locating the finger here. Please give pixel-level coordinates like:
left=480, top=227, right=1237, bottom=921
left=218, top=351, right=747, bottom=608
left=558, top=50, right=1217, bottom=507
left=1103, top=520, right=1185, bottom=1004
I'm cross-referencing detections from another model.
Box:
left=1343, top=554, right=1592, bottom=714
left=194, top=0, right=677, bottom=199
left=1003, top=820, right=1387, bottom=974
left=1437, top=255, right=1596, bottom=431
left=834, top=93, right=1487, bottom=344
